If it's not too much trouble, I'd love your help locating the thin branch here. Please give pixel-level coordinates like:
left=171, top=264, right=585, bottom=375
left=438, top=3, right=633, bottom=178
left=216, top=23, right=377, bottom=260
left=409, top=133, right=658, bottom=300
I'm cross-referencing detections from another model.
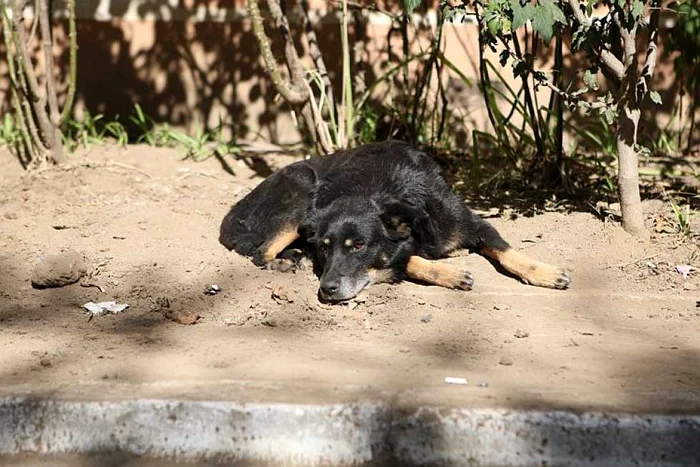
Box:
left=636, top=0, right=660, bottom=102
left=246, top=0, right=308, bottom=104
left=59, top=0, right=77, bottom=125
left=12, top=1, right=54, bottom=149
left=12, top=2, right=44, bottom=103
left=299, top=0, right=335, bottom=113
left=265, top=0, right=307, bottom=95
left=38, top=0, right=60, bottom=126
left=38, top=0, right=66, bottom=163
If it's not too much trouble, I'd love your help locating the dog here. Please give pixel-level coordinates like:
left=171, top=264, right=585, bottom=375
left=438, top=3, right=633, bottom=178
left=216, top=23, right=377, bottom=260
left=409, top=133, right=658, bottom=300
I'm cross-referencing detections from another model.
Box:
left=219, top=141, right=570, bottom=302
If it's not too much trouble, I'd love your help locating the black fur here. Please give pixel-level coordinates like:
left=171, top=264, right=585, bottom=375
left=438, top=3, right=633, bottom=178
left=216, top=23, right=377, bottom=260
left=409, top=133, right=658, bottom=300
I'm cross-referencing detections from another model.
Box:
left=220, top=141, right=513, bottom=301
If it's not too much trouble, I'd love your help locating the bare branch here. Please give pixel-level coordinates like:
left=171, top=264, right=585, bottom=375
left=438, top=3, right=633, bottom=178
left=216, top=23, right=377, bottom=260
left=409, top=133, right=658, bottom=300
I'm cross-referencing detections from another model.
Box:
left=566, top=0, right=590, bottom=27
left=612, top=7, right=637, bottom=70
left=299, top=0, right=335, bottom=113
left=38, top=0, right=60, bottom=126
left=599, top=50, right=625, bottom=81
left=265, top=0, right=307, bottom=96
left=246, top=0, right=308, bottom=104
left=59, top=0, right=77, bottom=125
left=38, top=0, right=66, bottom=163
left=636, top=0, right=661, bottom=102
left=12, top=2, right=54, bottom=152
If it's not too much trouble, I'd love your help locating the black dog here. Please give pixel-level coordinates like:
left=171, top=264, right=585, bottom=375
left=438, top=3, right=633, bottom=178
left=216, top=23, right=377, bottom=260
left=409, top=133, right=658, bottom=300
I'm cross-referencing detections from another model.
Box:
left=220, top=141, right=570, bottom=302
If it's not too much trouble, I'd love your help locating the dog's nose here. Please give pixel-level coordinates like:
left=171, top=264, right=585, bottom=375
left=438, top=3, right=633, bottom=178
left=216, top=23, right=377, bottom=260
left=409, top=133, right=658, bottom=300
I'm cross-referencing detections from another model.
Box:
left=320, top=281, right=339, bottom=297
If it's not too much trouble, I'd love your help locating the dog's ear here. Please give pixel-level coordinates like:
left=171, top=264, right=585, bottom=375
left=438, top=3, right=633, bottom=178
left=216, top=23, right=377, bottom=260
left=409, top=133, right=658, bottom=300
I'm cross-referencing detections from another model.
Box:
left=380, top=201, right=426, bottom=241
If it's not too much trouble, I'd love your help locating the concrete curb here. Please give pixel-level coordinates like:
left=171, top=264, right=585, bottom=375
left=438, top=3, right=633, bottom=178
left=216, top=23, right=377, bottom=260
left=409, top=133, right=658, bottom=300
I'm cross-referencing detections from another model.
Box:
left=1, top=397, right=699, bottom=465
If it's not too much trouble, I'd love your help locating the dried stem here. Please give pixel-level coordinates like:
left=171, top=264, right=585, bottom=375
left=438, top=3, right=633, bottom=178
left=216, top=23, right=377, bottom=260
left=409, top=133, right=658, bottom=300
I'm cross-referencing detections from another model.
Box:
left=60, top=0, right=77, bottom=125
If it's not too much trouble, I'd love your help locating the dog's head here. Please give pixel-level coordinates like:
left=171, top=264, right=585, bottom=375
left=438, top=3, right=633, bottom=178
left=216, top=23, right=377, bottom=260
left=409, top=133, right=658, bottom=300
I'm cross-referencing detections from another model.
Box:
left=300, top=197, right=424, bottom=303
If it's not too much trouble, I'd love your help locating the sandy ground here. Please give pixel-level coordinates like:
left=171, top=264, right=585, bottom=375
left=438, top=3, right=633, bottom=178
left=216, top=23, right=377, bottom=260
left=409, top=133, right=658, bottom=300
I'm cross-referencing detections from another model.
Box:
left=0, top=144, right=698, bottom=414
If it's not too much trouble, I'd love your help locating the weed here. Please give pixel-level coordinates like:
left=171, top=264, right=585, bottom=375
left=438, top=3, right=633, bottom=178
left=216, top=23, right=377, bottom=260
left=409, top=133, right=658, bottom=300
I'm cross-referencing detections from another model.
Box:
left=670, top=199, right=692, bottom=236
left=0, top=113, right=20, bottom=146
left=63, top=112, right=108, bottom=151
left=129, top=104, right=173, bottom=147
left=104, top=119, right=129, bottom=146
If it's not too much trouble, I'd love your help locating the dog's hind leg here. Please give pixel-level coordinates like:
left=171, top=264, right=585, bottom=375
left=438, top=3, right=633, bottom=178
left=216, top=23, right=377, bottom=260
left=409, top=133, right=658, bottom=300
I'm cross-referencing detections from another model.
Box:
left=405, top=256, right=474, bottom=290
left=220, top=161, right=316, bottom=271
left=463, top=213, right=571, bottom=289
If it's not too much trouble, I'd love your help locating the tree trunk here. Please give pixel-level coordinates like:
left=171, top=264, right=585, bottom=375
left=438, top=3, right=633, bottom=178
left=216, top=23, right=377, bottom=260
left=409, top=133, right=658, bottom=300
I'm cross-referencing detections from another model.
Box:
left=616, top=103, right=647, bottom=238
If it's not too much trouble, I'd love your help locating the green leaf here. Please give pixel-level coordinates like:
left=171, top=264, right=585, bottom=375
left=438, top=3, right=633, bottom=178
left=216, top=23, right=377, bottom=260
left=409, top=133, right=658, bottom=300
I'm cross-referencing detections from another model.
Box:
left=531, top=0, right=566, bottom=43
left=631, top=0, right=644, bottom=20
left=403, top=0, right=421, bottom=15
left=649, top=90, right=662, bottom=105
left=586, top=0, right=595, bottom=16
left=511, top=0, right=535, bottom=30
left=487, top=16, right=503, bottom=35
left=583, top=69, right=600, bottom=90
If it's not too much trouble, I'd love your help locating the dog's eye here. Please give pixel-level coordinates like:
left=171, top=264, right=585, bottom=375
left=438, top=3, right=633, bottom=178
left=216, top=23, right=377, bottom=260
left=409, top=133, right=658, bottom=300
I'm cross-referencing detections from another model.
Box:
left=352, top=241, right=365, bottom=251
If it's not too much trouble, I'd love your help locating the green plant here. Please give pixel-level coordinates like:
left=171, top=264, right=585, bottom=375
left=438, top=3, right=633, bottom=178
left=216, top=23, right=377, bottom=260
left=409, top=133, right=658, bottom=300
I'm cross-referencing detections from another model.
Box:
left=63, top=112, right=107, bottom=151
left=104, top=119, right=129, bottom=147
left=129, top=104, right=174, bottom=147
left=0, top=113, right=20, bottom=146
left=438, top=0, right=663, bottom=237
left=167, top=121, right=241, bottom=162
left=670, top=199, right=692, bottom=236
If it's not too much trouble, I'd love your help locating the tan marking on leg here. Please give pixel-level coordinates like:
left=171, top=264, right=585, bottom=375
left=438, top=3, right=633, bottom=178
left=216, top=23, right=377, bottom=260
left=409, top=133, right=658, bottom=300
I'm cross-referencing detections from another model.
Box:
left=367, top=268, right=395, bottom=284
left=261, top=227, right=299, bottom=263
left=405, top=256, right=473, bottom=290
left=483, top=247, right=571, bottom=289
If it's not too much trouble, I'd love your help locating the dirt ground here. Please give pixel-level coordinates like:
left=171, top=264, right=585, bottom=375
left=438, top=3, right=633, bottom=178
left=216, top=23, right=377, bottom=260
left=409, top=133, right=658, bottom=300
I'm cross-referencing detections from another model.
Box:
left=0, top=144, right=698, bottom=414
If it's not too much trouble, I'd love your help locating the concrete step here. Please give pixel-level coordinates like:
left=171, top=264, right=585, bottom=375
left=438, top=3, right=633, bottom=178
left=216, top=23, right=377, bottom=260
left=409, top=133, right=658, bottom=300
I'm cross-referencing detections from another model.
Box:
left=2, top=395, right=699, bottom=466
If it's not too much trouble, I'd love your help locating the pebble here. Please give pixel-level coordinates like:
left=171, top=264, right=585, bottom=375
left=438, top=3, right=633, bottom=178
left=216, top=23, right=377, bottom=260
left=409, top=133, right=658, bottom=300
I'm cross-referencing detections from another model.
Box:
left=499, top=356, right=514, bottom=366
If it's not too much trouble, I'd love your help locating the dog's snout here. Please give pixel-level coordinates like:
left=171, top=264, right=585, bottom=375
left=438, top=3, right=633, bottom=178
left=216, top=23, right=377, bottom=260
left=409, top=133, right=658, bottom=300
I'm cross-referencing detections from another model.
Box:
left=320, top=281, right=340, bottom=296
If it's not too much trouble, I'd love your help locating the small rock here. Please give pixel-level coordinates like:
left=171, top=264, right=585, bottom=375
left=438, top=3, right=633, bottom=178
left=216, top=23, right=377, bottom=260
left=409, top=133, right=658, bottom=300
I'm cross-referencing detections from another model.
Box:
left=477, top=382, right=489, bottom=388
left=4, top=212, right=18, bottom=220
left=31, top=251, right=88, bottom=288
left=420, top=314, right=432, bottom=323
left=165, top=310, right=200, bottom=325
left=39, top=357, right=52, bottom=368
left=683, top=282, right=696, bottom=291
left=270, top=286, right=293, bottom=303
left=499, top=356, right=514, bottom=366
left=514, top=329, right=530, bottom=338
left=262, top=317, right=278, bottom=327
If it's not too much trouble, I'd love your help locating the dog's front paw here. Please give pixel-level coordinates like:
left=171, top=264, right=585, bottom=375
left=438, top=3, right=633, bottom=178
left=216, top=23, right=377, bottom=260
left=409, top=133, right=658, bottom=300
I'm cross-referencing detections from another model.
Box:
left=526, top=265, right=571, bottom=290
left=266, top=258, right=298, bottom=273
left=264, top=248, right=307, bottom=273
left=456, top=270, right=474, bottom=291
